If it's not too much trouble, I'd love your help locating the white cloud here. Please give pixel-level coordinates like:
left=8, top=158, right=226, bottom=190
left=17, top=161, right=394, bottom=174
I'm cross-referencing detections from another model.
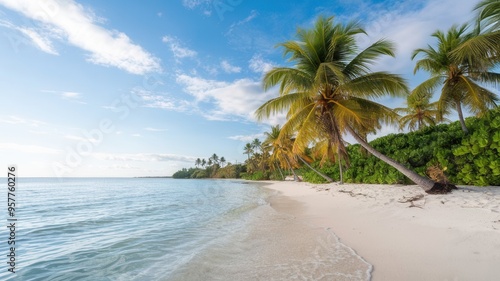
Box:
left=228, top=10, right=258, bottom=33
left=42, top=90, right=86, bottom=104
left=0, top=142, right=62, bottom=154
left=221, top=60, right=241, bottom=73
left=64, top=134, right=99, bottom=143
left=19, top=26, right=59, bottom=55
left=162, top=36, right=197, bottom=59
left=176, top=74, right=279, bottom=121
left=0, top=0, right=161, bottom=74
left=131, top=134, right=141, bottom=137
left=61, top=91, right=81, bottom=99
left=353, top=0, right=477, bottom=76
left=135, top=88, right=191, bottom=112
left=144, top=127, right=168, bottom=132
left=182, top=0, right=211, bottom=9
left=228, top=133, right=264, bottom=142
left=93, top=152, right=197, bottom=163
left=0, top=19, right=59, bottom=54
left=249, top=54, right=274, bottom=74
left=0, top=116, right=46, bottom=127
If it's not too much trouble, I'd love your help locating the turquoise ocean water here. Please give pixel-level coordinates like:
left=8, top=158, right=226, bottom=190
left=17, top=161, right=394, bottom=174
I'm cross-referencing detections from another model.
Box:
left=1, top=178, right=371, bottom=281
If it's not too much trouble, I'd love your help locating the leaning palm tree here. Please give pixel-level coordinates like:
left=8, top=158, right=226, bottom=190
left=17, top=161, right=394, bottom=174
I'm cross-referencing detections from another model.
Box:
left=412, top=24, right=499, bottom=134
left=263, top=125, right=301, bottom=181
left=264, top=125, right=329, bottom=182
left=395, top=91, right=445, bottom=131
left=256, top=16, right=454, bottom=193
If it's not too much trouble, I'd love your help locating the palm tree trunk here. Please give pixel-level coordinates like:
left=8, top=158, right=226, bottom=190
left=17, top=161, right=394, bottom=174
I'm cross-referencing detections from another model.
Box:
left=337, top=150, right=343, bottom=185
left=275, top=163, right=285, bottom=180
left=284, top=156, right=300, bottom=182
left=297, top=156, right=333, bottom=183
left=346, top=126, right=455, bottom=194
left=456, top=100, right=469, bottom=134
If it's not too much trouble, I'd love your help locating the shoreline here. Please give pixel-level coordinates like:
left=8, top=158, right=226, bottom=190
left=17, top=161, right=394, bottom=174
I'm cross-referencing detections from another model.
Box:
left=260, top=181, right=500, bottom=281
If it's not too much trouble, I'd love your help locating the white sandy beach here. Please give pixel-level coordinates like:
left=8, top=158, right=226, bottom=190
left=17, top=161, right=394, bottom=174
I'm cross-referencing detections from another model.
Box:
left=263, top=181, right=500, bottom=281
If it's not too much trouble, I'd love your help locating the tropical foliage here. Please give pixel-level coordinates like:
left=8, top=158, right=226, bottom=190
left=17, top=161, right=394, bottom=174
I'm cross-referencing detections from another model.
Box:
left=301, top=107, right=500, bottom=186
left=411, top=24, right=499, bottom=134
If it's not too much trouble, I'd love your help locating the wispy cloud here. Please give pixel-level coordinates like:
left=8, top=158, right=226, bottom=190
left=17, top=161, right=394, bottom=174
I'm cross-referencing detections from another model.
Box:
left=93, top=152, right=197, bottom=163
left=176, top=74, right=278, bottom=122
left=162, top=36, right=197, bottom=59
left=228, top=133, right=264, bottom=142
left=42, top=90, right=86, bottom=104
left=0, top=142, right=62, bottom=154
left=220, top=60, right=241, bottom=73
left=0, top=115, right=46, bottom=127
left=64, top=134, right=99, bottom=143
left=135, top=88, right=191, bottom=112
left=0, top=19, right=59, bottom=55
left=0, top=0, right=161, bottom=74
left=249, top=54, right=274, bottom=74
left=347, top=0, right=477, bottom=77
left=144, top=127, right=168, bottom=132
left=228, top=10, right=258, bottom=33
left=181, top=0, right=211, bottom=9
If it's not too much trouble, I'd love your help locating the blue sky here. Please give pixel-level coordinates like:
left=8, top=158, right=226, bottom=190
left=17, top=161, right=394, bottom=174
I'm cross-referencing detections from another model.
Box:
left=0, top=0, right=484, bottom=177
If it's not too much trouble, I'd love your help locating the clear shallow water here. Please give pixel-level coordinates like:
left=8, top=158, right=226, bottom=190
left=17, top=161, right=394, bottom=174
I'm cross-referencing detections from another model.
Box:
left=1, top=178, right=371, bottom=280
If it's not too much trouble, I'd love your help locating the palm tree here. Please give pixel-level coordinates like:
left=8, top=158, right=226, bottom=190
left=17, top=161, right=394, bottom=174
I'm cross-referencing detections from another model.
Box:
left=395, top=91, right=445, bottom=131
left=452, top=0, right=500, bottom=64
left=263, top=125, right=302, bottom=181
left=243, top=143, right=253, bottom=161
left=220, top=157, right=226, bottom=167
left=309, top=138, right=343, bottom=183
left=195, top=158, right=201, bottom=168
left=412, top=24, right=499, bottom=134
left=210, top=153, right=219, bottom=165
left=256, top=16, right=454, bottom=193
left=201, top=159, right=206, bottom=168
left=251, top=138, right=262, bottom=154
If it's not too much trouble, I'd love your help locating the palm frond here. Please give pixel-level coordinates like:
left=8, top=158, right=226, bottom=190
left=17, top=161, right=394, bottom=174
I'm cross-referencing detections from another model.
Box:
left=342, top=72, right=409, bottom=99
left=345, top=39, right=395, bottom=77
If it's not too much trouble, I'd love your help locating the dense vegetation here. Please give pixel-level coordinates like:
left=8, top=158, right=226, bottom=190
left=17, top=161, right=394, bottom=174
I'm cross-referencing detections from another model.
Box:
left=301, top=107, right=500, bottom=186
left=173, top=108, right=500, bottom=186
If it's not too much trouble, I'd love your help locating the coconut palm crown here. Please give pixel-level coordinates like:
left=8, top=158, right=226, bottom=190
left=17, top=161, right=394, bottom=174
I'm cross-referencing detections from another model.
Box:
left=412, top=24, right=499, bottom=134
left=395, top=91, right=446, bottom=132
left=256, top=16, right=454, bottom=193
